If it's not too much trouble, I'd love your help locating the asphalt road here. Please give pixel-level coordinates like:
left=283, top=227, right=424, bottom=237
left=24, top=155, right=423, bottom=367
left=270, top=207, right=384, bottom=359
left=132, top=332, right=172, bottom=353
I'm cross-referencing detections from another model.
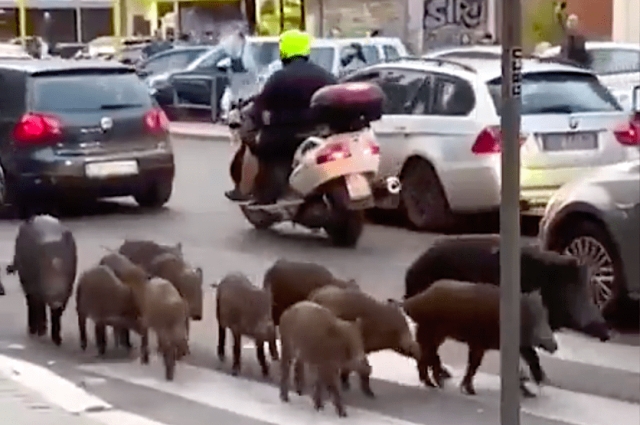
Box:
left=0, top=137, right=638, bottom=425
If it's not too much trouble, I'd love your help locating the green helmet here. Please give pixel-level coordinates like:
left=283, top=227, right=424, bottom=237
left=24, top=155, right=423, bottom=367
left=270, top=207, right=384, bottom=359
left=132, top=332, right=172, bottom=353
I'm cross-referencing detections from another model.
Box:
left=279, top=29, right=311, bottom=60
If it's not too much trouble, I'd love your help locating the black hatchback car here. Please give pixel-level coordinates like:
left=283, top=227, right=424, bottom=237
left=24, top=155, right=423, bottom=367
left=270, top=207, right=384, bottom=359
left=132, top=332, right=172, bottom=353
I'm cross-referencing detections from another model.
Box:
left=0, top=59, right=175, bottom=217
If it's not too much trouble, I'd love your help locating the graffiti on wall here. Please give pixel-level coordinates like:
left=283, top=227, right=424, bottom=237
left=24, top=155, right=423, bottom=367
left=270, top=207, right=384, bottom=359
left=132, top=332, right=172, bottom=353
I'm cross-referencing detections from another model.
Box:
left=423, top=0, right=488, bottom=48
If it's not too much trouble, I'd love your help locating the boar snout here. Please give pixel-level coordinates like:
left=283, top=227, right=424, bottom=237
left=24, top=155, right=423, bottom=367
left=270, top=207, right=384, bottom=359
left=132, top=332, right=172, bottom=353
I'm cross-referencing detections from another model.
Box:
left=538, top=336, right=559, bottom=354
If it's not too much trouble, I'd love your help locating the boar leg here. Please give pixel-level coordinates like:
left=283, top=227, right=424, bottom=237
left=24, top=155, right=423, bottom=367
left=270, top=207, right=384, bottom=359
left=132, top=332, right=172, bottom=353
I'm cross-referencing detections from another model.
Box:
left=520, top=346, right=546, bottom=385
left=50, top=307, right=63, bottom=346
left=268, top=337, right=279, bottom=361
left=231, top=330, right=242, bottom=376
left=140, top=330, right=150, bottom=364
left=339, top=370, right=351, bottom=390
left=279, top=343, right=292, bottom=402
left=256, top=342, right=269, bottom=378
left=312, top=370, right=325, bottom=411
left=293, top=359, right=305, bottom=395
left=162, top=344, right=177, bottom=381
left=358, top=367, right=375, bottom=398
left=460, top=347, right=485, bottom=395
left=217, top=325, right=226, bottom=361
left=323, top=367, right=347, bottom=418
left=78, top=314, right=88, bottom=350
left=95, top=324, right=107, bottom=356
left=26, top=295, right=38, bottom=335
left=31, top=297, right=48, bottom=337
left=0, top=281, right=5, bottom=296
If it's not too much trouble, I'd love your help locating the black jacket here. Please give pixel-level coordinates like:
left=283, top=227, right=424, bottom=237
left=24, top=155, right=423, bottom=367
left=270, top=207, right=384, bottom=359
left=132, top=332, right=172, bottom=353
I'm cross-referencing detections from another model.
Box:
left=561, top=31, right=592, bottom=68
left=250, top=57, right=337, bottom=162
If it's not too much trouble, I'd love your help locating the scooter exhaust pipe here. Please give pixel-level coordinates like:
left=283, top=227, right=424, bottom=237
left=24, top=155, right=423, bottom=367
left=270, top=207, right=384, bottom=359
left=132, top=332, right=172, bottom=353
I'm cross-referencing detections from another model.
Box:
left=386, top=177, right=401, bottom=195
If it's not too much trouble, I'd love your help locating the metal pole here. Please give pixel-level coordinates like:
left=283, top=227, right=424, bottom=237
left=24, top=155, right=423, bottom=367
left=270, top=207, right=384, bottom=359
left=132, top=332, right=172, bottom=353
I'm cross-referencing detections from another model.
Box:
left=75, top=4, right=82, bottom=43
left=500, top=0, right=522, bottom=424
left=18, top=0, right=27, bottom=45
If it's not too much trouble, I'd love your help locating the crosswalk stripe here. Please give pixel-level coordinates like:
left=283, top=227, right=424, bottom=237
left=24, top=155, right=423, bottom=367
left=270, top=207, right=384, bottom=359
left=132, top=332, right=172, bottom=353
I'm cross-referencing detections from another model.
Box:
left=79, top=361, right=423, bottom=425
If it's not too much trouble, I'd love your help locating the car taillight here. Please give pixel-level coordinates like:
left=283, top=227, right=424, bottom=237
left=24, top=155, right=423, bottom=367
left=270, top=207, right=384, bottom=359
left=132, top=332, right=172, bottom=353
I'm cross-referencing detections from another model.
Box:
left=144, top=108, right=169, bottom=134
left=317, top=143, right=351, bottom=165
left=471, top=125, right=526, bottom=154
left=12, top=113, right=62, bottom=146
left=363, top=140, right=380, bottom=155
left=613, top=121, right=640, bottom=146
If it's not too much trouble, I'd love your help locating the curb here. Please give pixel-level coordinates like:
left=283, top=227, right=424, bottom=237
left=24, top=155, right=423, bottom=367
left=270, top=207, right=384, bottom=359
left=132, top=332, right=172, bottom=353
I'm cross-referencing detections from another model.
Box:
left=169, top=131, right=230, bottom=143
left=0, top=354, right=167, bottom=425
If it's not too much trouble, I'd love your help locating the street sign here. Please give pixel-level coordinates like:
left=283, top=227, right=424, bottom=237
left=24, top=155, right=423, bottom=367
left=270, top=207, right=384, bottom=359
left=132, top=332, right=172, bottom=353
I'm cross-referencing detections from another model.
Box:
left=500, top=1, right=523, bottom=425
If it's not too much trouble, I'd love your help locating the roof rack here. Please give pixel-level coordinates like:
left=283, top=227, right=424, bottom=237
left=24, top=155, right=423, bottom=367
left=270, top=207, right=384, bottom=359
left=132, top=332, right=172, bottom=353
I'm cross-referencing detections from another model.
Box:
left=387, top=56, right=477, bottom=73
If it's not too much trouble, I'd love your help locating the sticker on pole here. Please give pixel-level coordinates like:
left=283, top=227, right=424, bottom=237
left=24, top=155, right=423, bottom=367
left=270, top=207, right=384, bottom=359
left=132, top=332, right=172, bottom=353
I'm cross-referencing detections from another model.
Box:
left=511, top=48, right=523, bottom=97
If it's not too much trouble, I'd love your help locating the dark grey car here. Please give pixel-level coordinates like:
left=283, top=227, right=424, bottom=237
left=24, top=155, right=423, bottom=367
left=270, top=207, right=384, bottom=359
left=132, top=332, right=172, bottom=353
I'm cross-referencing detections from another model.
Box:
left=539, top=159, right=640, bottom=317
left=0, top=59, right=175, bottom=217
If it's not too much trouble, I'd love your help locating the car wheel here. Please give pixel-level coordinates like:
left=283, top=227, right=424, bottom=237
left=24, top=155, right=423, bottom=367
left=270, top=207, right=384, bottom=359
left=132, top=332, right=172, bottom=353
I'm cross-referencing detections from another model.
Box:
left=555, top=219, right=625, bottom=317
left=134, top=179, right=173, bottom=209
left=400, top=158, right=455, bottom=231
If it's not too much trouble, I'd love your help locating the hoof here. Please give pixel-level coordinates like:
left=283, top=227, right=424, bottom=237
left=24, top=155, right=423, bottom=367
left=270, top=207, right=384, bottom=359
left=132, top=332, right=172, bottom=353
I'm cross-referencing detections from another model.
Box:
left=231, top=368, right=240, bottom=377
left=439, top=367, right=452, bottom=379
left=362, top=388, right=375, bottom=398
left=460, top=383, right=476, bottom=396
left=336, top=409, right=347, bottom=418
left=520, top=382, right=537, bottom=398
left=279, top=392, right=289, bottom=403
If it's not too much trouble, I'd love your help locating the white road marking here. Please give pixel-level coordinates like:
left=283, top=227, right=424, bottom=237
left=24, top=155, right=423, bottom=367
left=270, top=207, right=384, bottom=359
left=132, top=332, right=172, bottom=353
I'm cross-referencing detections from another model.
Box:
left=79, top=361, right=424, bottom=425
left=0, top=354, right=170, bottom=425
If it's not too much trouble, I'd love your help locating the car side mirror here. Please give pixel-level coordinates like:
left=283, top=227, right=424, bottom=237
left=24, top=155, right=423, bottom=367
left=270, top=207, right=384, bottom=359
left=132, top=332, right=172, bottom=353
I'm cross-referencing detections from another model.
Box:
left=633, top=85, right=640, bottom=112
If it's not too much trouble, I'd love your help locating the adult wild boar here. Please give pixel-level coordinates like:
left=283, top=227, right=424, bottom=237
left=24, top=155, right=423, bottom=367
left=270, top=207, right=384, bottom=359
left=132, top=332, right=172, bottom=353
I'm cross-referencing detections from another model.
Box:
left=403, top=280, right=558, bottom=396
left=6, top=215, right=77, bottom=345
left=263, top=259, right=359, bottom=325
left=279, top=301, right=370, bottom=418
left=117, top=239, right=183, bottom=271
left=309, top=285, right=420, bottom=397
left=404, top=235, right=609, bottom=385
left=212, top=272, right=277, bottom=377
left=148, top=253, right=203, bottom=321
left=76, top=265, right=143, bottom=355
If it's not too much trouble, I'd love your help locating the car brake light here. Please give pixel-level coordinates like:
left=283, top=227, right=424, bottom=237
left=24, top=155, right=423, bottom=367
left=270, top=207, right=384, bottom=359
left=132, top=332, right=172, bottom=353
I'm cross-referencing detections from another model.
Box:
left=613, top=121, right=640, bottom=146
left=12, top=113, right=62, bottom=146
left=471, top=125, right=526, bottom=154
left=317, top=143, right=351, bottom=164
left=144, top=108, right=169, bottom=134
left=363, top=140, right=380, bottom=155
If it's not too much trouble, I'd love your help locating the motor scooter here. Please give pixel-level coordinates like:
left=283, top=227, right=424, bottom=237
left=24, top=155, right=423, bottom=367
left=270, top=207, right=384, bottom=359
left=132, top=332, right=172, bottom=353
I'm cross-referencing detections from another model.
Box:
left=227, top=82, right=401, bottom=247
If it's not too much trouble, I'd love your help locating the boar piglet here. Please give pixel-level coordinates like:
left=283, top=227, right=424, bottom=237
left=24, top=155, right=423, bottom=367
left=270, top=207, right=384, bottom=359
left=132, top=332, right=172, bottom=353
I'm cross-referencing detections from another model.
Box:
left=212, top=273, right=277, bottom=377
left=309, top=285, right=420, bottom=397
left=99, top=252, right=150, bottom=349
left=403, top=279, right=558, bottom=397
left=76, top=265, right=143, bottom=355
left=279, top=301, right=370, bottom=418
left=263, top=259, right=359, bottom=326
left=7, top=215, right=77, bottom=346
left=149, top=253, right=203, bottom=321
left=142, top=277, right=191, bottom=381
left=118, top=239, right=183, bottom=271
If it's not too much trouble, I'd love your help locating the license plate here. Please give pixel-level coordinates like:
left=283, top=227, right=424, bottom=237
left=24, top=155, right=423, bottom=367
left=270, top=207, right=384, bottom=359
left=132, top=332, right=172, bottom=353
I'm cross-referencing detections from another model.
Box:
left=85, top=160, right=139, bottom=178
left=542, top=132, right=598, bottom=151
left=345, top=174, right=371, bottom=199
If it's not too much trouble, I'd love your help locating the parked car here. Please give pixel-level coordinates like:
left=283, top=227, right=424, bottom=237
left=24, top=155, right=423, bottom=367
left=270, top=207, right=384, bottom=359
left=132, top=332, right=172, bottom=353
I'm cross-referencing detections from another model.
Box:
left=340, top=56, right=639, bottom=230
left=85, top=36, right=153, bottom=58
left=0, top=43, right=31, bottom=59
left=0, top=59, right=174, bottom=217
left=538, top=158, right=640, bottom=316
left=540, top=42, right=640, bottom=110
left=423, top=44, right=502, bottom=60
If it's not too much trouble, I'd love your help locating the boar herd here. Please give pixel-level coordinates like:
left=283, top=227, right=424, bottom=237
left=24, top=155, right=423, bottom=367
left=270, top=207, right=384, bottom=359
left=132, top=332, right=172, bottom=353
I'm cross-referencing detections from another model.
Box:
left=1, top=215, right=612, bottom=418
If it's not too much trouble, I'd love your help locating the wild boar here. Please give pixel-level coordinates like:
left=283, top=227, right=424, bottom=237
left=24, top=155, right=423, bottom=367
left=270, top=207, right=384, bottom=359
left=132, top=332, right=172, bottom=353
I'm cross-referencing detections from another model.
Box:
left=76, top=265, right=143, bottom=355
left=404, top=235, right=609, bottom=386
left=278, top=301, right=370, bottom=418
left=211, top=272, right=277, bottom=377
left=142, top=277, right=191, bottom=381
left=99, top=252, right=150, bottom=348
left=0, top=280, right=5, bottom=296
left=403, top=280, right=558, bottom=396
left=308, top=285, right=420, bottom=397
left=148, top=253, right=203, bottom=321
left=263, top=259, right=359, bottom=326
left=6, top=215, right=77, bottom=345
left=117, top=239, right=183, bottom=271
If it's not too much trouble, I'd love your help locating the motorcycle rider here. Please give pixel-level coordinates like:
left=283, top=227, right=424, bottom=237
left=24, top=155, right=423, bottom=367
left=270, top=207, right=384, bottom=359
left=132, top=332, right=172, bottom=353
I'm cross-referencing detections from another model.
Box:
left=225, top=29, right=338, bottom=204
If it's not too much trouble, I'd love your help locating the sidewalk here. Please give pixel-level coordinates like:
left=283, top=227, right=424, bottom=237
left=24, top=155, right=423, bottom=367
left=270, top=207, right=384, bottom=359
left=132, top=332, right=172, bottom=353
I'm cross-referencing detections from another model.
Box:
left=0, top=373, right=106, bottom=425
left=169, top=121, right=229, bottom=142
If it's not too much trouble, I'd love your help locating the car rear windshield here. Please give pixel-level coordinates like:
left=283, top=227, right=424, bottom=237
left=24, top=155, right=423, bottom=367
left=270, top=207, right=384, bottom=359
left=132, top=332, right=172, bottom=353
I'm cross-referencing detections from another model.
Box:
left=487, top=72, right=622, bottom=115
left=32, top=72, right=153, bottom=112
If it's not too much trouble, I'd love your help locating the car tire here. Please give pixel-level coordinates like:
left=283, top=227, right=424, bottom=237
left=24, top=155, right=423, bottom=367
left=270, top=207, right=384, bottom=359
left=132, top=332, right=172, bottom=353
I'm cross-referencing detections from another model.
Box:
left=554, top=219, right=626, bottom=319
left=134, top=179, right=173, bottom=209
left=400, top=158, right=455, bottom=231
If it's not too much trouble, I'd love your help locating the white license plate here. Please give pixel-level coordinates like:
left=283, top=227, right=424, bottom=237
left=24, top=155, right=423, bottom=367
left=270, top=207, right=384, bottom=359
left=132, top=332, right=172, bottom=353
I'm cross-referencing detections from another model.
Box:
left=542, top=132, right=598, bottom=151
left=345, top=174, right=371, bottom=200
left=85, top=160, right=139, bottom=178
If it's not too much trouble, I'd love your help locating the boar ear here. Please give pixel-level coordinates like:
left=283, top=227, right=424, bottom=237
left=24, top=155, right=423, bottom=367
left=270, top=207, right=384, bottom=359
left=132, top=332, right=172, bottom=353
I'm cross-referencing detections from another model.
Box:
left=196, top=267, right=203, bottom=281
